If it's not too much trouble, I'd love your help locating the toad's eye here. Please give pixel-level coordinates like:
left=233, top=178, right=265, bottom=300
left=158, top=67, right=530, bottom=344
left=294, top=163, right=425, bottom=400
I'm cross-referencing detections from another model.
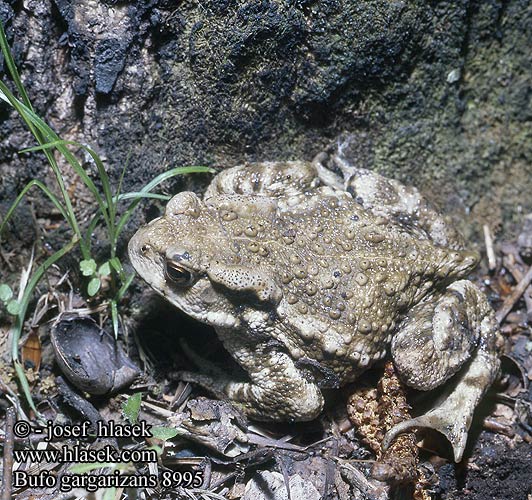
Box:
left=165, top=261, right=194, bottom=286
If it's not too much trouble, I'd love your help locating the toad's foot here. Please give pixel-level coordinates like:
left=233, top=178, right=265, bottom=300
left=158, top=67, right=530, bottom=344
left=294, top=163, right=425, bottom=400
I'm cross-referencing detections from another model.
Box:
left=382, top=346, right=498, bottom=462
left=386, top=280, right=502, bottom=462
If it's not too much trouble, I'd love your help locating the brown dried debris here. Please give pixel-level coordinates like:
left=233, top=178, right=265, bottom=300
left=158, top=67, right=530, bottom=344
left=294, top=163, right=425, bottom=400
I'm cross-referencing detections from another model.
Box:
left=500, top=242, right=532, bottom=324
left=167, top=397, right=251, bottom=458
left=347, top=361, right=419, bottom=485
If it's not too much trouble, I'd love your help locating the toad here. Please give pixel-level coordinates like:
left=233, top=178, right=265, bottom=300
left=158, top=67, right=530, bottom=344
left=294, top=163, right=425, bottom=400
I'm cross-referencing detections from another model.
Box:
left=128, top=152, right=502, bottom=461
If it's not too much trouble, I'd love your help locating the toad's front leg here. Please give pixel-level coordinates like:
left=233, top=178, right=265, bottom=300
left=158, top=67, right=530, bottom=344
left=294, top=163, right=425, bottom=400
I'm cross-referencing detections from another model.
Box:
left=218, top=331, right=323, bottom=421
left=181, top=331, right=324, bottom=422
left=386, top=280, right=503, bottom=461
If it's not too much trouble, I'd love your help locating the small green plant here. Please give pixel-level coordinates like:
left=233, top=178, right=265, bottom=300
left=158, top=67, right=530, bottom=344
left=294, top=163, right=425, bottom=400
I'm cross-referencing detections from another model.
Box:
left=122, top=392, right=178, bottom=444
left=0, top=23, right=213, bottom=414
left=0, top=283, right=19, bottom=314
left=122, top=392, right=142, bottom=424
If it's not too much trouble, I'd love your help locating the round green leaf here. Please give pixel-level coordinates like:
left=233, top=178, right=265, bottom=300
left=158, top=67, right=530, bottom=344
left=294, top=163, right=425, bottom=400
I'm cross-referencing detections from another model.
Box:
left=80, top=258, right=97, bottom=277
left=87, top=277, right=101, bottom=296
left=6, top=299, right=20, bottom=315
left=151, top=426, right=179, bottom=441
left=0, top=284, right=13, bottom=302
left=98, top=261, right=111, bottom=276
left=122, top=392, right=142, bottom=424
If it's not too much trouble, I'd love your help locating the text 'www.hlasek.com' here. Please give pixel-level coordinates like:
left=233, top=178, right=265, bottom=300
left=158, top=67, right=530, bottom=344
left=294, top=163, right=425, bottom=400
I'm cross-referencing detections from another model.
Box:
left=11, top=419, right=204, bottom=493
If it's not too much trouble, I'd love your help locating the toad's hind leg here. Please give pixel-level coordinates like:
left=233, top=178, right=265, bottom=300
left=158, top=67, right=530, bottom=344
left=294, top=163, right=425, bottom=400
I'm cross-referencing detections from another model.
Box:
left=386, top=280, right=502, bottom=462
left=313, top=150, right=468, bottom=251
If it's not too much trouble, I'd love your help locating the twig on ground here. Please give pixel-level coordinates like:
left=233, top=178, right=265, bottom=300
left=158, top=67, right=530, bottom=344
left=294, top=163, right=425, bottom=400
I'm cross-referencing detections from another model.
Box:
left=502, top=252, right=532, bottom=321
left=482, top=418, right=515, bottom=437
left=338, top=462, right=389, bottom=500
left=323, top=438, right=338, bottom=500
left=483, top=224, right=497, bottom=272
left=276, top=454, right=292, bottom=500
left=496, top=265, right=532, bottom=324
left=201, top=458, right=212, bottom=489
left=1, top=407, right=16, bottom=500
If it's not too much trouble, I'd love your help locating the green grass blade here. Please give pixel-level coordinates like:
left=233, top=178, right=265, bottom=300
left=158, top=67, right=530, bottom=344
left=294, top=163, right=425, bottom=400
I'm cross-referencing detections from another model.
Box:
left=26, top=138, right=111, bottom=233
left=110, top=299, right=119, bottom=339
left=115, top=150, right=132, bottom=205
left=42, top=144, right=112, bottom=236
left=79, top=145, right=116, bottom=251
left=10, top=236, right=78, bottom=415
left=82, top=192, right=170, bottom=254
left=0, top=180, right=69, bottom=236
left=116, top=272, right=135, bottom=301
left=82, top=145, right=114, bottom=211
left=0, top=23, right=33, bottom=109
left=0, top=81, right=89, bottom=258
left=115, top=166, right=214, bottom=237
left=13, top=360, right=40, bottom=416
left=115, top=192, right=171, bottom=202
left=19, top=139, right=80, bottom=153
left=84, top=212, right=101, bottom=253
left=141, top=166, right=214, bottom=193
left=0, top=86, right=112, bottom=241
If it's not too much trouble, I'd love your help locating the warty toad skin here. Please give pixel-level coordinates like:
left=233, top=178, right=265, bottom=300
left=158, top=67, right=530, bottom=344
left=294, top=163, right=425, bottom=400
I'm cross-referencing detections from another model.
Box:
left=129, top=153, right=502, bottom=462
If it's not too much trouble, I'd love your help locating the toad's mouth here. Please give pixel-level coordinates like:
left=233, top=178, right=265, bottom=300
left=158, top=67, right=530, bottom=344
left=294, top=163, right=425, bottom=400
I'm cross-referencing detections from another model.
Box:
left=162, top=276, right=242, bottom=329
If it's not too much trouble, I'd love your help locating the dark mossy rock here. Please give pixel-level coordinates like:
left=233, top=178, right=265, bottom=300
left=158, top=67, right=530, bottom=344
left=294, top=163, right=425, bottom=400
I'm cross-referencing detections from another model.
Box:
left=0, top=0, right=530, bottom=249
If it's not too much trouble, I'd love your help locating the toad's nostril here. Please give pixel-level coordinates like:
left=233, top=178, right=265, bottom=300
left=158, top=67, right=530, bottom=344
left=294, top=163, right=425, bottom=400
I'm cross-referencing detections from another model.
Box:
left=141, top=244, right=149, bottom=253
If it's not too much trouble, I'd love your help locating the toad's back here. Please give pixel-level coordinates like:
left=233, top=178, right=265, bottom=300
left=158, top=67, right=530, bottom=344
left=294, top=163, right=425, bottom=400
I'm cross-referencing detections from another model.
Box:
left=209, top=190, right=477, bottom=382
